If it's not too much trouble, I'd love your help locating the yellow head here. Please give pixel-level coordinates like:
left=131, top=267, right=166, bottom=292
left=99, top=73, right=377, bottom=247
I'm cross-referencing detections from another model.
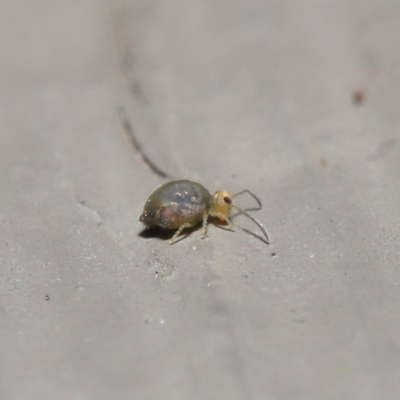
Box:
left=208, top=188, right=270, bottom=244
left=209, top=190, right=233, bottom=220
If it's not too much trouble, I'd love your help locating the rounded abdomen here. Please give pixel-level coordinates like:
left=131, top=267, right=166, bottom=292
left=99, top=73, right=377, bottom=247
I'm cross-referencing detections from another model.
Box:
left=139, top=180, right=211, bottom=229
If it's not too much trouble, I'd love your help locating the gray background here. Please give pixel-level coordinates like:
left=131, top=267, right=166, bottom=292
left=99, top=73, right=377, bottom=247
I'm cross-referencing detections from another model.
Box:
left=1, top=1, right=400, bottom=399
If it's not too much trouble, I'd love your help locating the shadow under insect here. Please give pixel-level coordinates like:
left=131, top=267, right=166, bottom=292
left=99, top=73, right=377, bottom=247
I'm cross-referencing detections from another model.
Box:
left=139, top=224, right=200, bottom=243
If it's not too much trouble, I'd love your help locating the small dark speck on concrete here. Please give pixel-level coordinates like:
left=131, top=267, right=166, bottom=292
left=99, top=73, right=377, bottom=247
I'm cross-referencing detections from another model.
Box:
left=353, top=89, right=366, bottom=106
left=45, top=295, right=50, bottom=301
left=271, top=252, right=277, bottom=257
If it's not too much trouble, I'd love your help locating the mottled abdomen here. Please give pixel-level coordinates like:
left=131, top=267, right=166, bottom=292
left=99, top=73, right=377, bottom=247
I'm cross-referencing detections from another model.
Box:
left=139, top=180, right=211, bottom=229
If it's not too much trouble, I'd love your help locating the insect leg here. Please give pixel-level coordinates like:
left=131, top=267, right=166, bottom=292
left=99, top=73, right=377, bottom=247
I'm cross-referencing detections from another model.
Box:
left=208, top=212, right=235, bottom=232
left=170, top=222, right=197, bottom=244
left=201, top=212, right=210, bottom=239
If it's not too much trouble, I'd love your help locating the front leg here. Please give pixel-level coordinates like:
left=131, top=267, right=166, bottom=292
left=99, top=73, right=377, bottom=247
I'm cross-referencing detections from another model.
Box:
left=208, top=212, right=235, bottom=231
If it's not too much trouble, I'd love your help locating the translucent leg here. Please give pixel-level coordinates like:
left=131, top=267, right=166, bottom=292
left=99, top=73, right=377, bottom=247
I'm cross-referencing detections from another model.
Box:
left=169, top=222, right=196, bottom=244
left=208, top=212, right=235, bottom=231
left=201, top=213, right=209, bottom=239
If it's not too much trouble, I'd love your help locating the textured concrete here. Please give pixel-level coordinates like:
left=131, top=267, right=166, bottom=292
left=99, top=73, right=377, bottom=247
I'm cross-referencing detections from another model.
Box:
left=1, top=1, right=400, bottom=399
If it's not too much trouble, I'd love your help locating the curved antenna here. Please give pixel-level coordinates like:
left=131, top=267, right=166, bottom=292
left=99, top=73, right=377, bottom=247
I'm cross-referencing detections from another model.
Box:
left=232, top=189, right=262, bottom=211
left=232, top=204, right=270, bottom=244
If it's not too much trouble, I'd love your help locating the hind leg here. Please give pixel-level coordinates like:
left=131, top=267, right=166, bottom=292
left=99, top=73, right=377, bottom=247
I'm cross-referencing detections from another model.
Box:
left=169, top=222, right=197, bottom=244
left=200, top=212, right=210, bottom=239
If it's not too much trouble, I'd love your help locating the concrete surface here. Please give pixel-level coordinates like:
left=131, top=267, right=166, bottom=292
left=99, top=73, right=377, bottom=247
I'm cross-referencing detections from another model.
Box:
left=1, top=0, right=400, bottom=399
